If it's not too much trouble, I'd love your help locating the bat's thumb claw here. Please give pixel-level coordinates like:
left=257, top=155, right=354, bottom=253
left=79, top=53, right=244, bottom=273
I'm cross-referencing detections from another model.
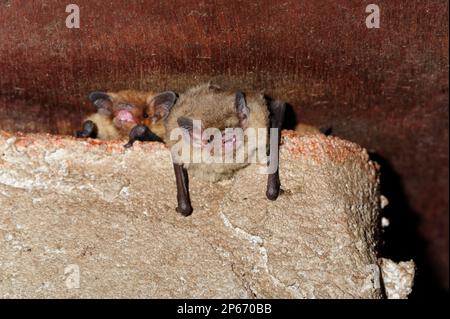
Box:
left=266, top=186, right=280, bottom=201
left=123, top=141, right=133, bottom=148
left=176, top=205, right=193, bottom=217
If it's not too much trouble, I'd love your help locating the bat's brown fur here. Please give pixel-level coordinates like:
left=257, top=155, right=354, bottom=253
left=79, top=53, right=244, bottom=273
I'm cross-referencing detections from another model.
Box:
left=165, top=83, right=270, bottom=182
left=295, top=123, right=324, bottom=137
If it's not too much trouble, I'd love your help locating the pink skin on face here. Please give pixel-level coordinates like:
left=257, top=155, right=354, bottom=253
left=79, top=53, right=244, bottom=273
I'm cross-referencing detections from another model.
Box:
left=113, top=110, right=137, bottom=130
left=116, top=110, right=135, bottom=123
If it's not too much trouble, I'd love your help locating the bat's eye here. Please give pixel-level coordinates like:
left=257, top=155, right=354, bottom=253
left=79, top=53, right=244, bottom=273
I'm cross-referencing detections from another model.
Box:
left=119, top=103, right=134, bottom=110
left=143, top=113, right=149, bottom=119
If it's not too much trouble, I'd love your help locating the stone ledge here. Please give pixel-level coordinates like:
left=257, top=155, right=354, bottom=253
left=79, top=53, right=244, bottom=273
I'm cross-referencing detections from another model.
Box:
left=0, top=131, right=414, bottom=298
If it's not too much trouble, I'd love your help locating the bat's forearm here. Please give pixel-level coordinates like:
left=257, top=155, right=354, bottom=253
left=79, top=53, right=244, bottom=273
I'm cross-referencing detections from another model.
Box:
left=173, top=163, right=193, bottom=216
left=124, top=124, right=164, bottom=148
left=266, top=100, right=286, bottom=201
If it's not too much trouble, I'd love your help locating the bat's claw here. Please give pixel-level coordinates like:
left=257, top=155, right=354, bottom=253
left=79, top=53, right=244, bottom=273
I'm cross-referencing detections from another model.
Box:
left=123, top=141, right=134, bottom=148
left=176, top=204, right=193, bottom=217
left=266, top=189, right=280, bottom=201
left=75, top=120, right=97, bottom=139
left=76, top=131, right=87, bottom=138
left=266, top=178, right=281, bottom=201
left=125, top=124, right=163, bottom=149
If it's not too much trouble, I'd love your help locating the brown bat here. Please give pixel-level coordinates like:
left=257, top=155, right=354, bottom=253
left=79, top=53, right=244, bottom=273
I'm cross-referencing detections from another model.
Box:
left=127, top=84, right=285, bottom=216
left=76, top=90, right=168, bottom=143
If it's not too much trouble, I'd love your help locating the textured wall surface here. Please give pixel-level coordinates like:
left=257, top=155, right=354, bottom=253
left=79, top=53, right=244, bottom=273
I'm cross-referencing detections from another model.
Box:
left=0, top=131, right=415, bottom=298
left=0, top=0, right=448, bottom=294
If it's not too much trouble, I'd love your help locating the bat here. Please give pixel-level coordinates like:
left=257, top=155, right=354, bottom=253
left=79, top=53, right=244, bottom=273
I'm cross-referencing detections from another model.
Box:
left=76, top=90, right=166, bottom=143
left=127, top=83, right=285, bottom=216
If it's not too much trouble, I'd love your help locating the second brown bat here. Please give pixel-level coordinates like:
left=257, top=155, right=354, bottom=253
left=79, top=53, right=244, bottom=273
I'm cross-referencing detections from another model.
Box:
left=76, top=90, right=171, bottom=144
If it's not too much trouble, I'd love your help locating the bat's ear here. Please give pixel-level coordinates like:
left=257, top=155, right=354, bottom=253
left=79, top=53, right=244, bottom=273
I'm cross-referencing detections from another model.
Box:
left=235, top=91, right=250, bottom=127
left=177, top=116, right=193, bottom=131
left=147, top=91, right=177, bottom=123
left=177, top=116, right=198, bottom=142
left=88, top=91, right=113, bottom=114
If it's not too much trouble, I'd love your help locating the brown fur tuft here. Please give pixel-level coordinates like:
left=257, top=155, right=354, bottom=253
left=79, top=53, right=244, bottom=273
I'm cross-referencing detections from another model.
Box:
left=295, top=123, right=324, bottom=137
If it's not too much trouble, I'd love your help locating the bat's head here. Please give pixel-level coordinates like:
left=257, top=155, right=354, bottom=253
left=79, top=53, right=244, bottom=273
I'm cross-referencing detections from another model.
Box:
left=88, top=90, right=167, bottom=132
left=166, top=84, right=256, bottom=158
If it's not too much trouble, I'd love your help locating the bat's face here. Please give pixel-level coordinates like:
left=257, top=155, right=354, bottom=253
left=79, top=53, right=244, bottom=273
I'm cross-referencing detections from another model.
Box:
left=177, top=117, right=245, bottom=158
left=88, top=91, right=156, bottom=133
left=166, top=84, right=253, bottom=161
left=111, top=100, right=146, bottom=131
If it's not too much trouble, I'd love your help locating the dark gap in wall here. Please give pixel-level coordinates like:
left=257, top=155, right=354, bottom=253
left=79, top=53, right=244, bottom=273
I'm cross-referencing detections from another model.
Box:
left=370, top=153, right=448, bottom=299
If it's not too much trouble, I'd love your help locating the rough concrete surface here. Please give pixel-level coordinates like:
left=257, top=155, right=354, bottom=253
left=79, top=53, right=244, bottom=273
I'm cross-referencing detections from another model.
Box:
left=379, top=258, right=415, bottom=299
left=0, top=131, right=414, bottom=298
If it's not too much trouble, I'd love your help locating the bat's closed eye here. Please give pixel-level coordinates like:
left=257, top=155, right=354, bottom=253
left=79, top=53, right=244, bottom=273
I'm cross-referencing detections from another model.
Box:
left=118, top=103, right=133, bottom=110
